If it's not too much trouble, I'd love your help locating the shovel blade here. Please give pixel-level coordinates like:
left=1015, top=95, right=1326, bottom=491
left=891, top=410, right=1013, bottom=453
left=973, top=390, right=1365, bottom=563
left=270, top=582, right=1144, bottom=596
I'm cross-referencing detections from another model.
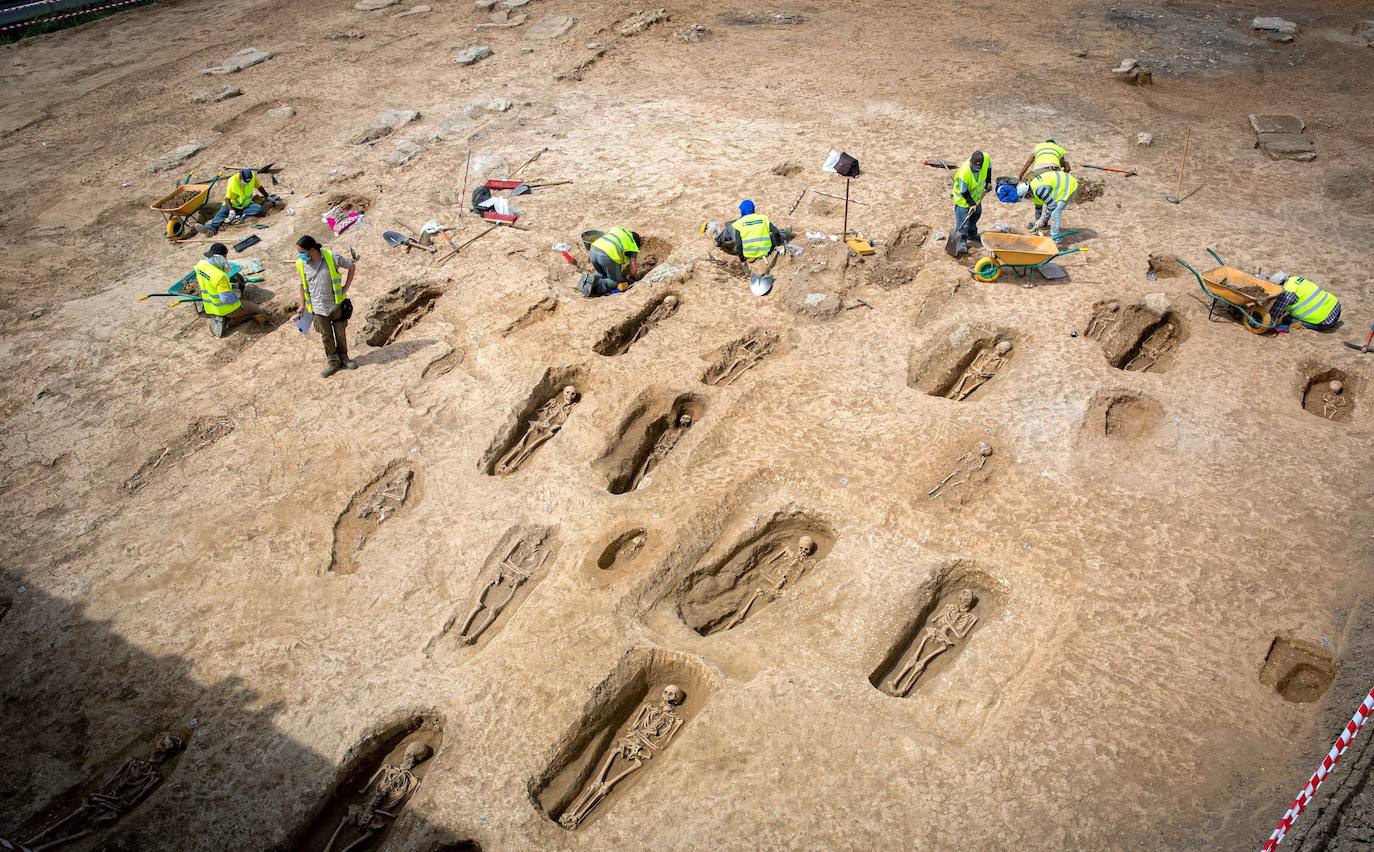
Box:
left=510, top=184, right=531, bottom=196
left=1343, top=341, right=1372, bottom=353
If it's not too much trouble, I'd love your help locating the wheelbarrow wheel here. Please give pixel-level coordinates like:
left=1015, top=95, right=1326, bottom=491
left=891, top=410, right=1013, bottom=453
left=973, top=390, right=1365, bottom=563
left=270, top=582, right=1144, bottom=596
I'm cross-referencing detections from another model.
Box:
left=973, top=257, right=1001, bottom=282
left=1243, top=306, right=1271, bottom=335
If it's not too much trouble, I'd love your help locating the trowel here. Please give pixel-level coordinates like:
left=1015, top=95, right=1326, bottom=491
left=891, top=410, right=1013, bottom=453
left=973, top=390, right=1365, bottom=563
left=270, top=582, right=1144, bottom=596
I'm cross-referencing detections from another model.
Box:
left=749, top=273, right=774, bottom=297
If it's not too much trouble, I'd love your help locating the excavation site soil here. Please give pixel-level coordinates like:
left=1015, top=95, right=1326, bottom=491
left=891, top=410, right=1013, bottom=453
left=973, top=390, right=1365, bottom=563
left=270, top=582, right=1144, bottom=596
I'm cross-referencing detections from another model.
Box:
left=3, top=0, right=1374, bottom=849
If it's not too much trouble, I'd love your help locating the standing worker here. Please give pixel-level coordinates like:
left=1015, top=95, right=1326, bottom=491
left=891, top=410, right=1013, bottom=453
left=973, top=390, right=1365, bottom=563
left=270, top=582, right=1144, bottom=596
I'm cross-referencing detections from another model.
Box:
left=1017, top=138, right=1071, bottom=181
left=1267, top=272, right=1342, bottom=331
left=294, top=235, right=357, bottom=377
left=950, top=150, right=991, bottom=254
left=1019, top=169, right=1080, bottom=241
left=196, top=243, right=266, bottom=337
left=583, top=227, right=642, bottom=296
left=199, top=168, right=277, bottom=236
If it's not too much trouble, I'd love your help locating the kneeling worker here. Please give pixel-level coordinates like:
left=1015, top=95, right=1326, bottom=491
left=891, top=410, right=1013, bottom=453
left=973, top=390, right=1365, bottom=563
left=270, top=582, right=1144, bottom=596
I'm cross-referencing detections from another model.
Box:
left=1019, top=168, right=1079, bottom=241
left=716, top=199, right=786, bottom=278
left=1267, top=272, right=1342, bottom=331
left=200, top=168, right=277, bottom=236
left=196, top=243, right=266, bottom=336
left=294, top=235, right=358, bottom=377
left=583, top=227, right=641, bottom=296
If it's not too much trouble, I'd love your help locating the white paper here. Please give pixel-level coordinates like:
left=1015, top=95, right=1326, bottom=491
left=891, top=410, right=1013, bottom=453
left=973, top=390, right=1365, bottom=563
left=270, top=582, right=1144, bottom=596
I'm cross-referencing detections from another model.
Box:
left=296, top=313, right=312, bottom=336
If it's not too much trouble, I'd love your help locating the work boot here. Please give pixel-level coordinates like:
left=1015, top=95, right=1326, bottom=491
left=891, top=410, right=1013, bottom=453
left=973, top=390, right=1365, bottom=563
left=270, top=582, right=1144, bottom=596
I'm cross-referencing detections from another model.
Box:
left=321, top=364, right=340, bottom=378
left=343, top=359, right=358, bottom=370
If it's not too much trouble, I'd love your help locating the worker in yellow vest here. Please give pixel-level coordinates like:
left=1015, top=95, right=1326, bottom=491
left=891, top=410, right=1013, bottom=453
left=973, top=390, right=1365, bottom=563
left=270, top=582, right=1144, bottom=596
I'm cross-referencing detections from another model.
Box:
left=1266, top=272, right=1342, bottom=331
left=200, top=169, right=278, bottom=236
left=1018, top=169, right=1080, bottom=240
left=195, top=243, right=266, bottom=337
left=950, top=150, right=991, bottom=253
left=293, top=234, right=358, bottom=377
left=1017, top=138, right=1071, bottom=181
left=716, top=199, right=787, bottom=277
left=583, top=227, right=642, bottom=296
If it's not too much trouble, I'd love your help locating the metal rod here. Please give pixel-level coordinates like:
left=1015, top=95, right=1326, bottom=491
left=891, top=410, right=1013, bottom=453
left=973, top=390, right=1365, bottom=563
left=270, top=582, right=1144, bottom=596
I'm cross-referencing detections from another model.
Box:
left=842, top=178, right=850, bottom=239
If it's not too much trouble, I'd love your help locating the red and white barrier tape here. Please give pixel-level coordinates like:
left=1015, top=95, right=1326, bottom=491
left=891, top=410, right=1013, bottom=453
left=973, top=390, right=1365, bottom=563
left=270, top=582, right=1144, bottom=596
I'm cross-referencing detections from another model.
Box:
left=1261, top=685, right=1374, bottom=850
left=0, top=0, right=149, bottom=33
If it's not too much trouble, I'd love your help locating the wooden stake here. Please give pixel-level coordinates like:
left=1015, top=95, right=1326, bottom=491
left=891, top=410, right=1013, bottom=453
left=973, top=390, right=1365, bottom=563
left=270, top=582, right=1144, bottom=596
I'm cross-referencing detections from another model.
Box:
left=459, top=149, right=472, bottom=214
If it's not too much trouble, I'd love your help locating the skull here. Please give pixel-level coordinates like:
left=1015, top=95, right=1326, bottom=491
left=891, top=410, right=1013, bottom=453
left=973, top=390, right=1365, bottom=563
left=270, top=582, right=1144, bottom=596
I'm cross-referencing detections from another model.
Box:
left=956, top=589, right=977, bottom=610
left=797, top=535, right=816, bottom=556
left=1329, top=380, right=1344, bottom=394
left=561, top=386, right=577, bottom=404
left=994, top=340, right=1013, bottom=355
left=153, top=732, right=183, bottom=757
left=663, top=295, right=678, bottom=307
left=976, top=442, right=993, bottom=457
left=662, top=684, right=686, bottom=705
left=401, top=741, right=433, bottom=768
left=678, top=413, right=693, bottom=428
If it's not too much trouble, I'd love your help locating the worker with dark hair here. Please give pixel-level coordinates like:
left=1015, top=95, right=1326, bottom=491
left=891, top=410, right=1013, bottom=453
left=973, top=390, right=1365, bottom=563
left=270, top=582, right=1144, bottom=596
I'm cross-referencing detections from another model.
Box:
left=195, top=242, right=265, bottom=337
left=951, top=150, right=991, bottom=249
left=200, top=168, right=277, bottom=236
left=294, top=234, right=357, bottom=376
left=582, top=227, right=641, bottom=296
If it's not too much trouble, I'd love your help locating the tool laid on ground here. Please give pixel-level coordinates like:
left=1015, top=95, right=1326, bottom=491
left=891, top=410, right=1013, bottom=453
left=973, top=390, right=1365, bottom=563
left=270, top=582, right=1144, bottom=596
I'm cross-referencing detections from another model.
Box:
left=460, top=149, right=472, bottom=216
left=233, top=235, right=260, bottom=252
left=481, top=211, right=520, bottom=225
left=922, top=159, right=957, bottom=169
left=509, top=146, right=548, bottom=179
left=436, top=223, right=500, bottom=266
left=484, top=178, right=573, bottom=196
left=1343, top=327, right=1374, bottom=353
left=552, top=242, right=578, bottom=265
left=382, top=230, right=437, bottom=253
left=1081, top=163, right=1138, bottom=176
left=1166, top=128, right=1191, bottom=204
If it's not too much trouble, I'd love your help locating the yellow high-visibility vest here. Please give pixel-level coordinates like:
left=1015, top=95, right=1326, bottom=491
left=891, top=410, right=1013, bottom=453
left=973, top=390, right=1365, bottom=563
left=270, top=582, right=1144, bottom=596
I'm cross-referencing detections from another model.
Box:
left=1031, top=141, right=1067, bottom=171
left=225, top=173, right=258, bottom=210
left=1284, top=276, right=1338, bottom=324
left=1029, top=170, right=1079, bottom=205
left=951, top=158, right=990, bottom=208
left=297, top=249, right=344, bottom=315
left=732, top=213, right=773, bottom=260
left=591, top=228, right=638, bottom=265
left=195, top=258, right=238, bottom=317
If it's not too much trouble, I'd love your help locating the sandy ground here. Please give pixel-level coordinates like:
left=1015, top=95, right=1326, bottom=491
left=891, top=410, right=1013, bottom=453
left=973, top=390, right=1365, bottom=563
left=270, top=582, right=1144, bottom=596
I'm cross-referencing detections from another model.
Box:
left=2, top=0, right=1374, bottom=849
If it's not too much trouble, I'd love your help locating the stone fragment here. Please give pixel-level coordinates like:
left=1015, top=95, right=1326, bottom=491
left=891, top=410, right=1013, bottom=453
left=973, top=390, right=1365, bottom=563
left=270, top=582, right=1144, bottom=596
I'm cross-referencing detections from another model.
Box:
left=393, top=5, right=431, bottom=17
left=620, top=8, right=668, bottom=36
left=192, top=86, right=242, bottom=103
left=1256, top=132, right=1316, bottom=161
left=1249, top=114, right=1304, bottom=135
left=384, top=140, right=423, bottom=167
left=528, top=14, right=576, bottom=39
left=474, top=14, right=524, bottom=29
left=325, top=30, right=367, bottom=40
left=466, top=97, right=512, bottom=118
left=327, top=166, right=364, bottom=184
left=1111, top=58, right=1152, bottom=84
left=675, top=24, right=707, bottom=41
left=267, top=106, right=296, bottom=118
left=475, top=0, right=497, bottom=8
left=355, top=0, right=400, bottom=9
left=351, top=109, right=420, bottom=145
left=1144, top=292, right=1172, bottom=315
left=147, top=140, right=208, bottom=173
left=200, top=47, right=273, bottom=75
left=467, top=154, right=509, bottom=181
left=1252, top=16, right=1298, bottom=41
left=454, top=45, right=494, bottom=65
left=1136, top=132, right=1152, bottom=146
left=1362, top=20, right=1374, bottom=47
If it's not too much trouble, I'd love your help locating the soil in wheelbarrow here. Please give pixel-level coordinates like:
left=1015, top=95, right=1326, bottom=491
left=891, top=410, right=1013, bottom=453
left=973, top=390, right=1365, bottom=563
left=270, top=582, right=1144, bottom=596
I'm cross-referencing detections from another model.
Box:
left=161, top=189, right=202, bottom=210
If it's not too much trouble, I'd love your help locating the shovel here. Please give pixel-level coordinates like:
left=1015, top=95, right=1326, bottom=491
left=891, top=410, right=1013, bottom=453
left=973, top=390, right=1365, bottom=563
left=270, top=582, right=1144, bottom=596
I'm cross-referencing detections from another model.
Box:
left=1166, top=129, right=1191, bottom=204
left=749, top=273, right=774, bottom=296
left=1343, top=327, right=1374, bottom=353
left=382, top=230, right=436, bottom=253
left=510, top=179, right=573, bottom=196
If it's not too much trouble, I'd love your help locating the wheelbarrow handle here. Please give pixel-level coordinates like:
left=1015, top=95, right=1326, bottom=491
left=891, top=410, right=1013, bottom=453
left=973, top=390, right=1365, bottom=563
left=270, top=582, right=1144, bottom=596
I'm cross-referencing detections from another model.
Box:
left=1205, top=247, right=1225, bottom=267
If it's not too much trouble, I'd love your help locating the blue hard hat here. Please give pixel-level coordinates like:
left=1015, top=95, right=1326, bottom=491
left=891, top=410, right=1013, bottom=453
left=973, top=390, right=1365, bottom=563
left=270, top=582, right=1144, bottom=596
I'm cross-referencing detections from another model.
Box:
left=239, top=168, right=253, bottom=181
left=996, top=183, right=1020, bottom=204
left=739, top=199, right=755, bottom=216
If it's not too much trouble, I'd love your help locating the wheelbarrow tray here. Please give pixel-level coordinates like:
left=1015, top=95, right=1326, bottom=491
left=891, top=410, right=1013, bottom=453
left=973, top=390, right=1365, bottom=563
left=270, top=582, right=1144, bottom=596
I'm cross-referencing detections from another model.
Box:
left=152, top=182, right=212, bottom=215
left=980, top=232, right=1060, bottom=266
left=1201, top=266, right=1282, bottom=308
left=169, top=261, right=243, bottom=295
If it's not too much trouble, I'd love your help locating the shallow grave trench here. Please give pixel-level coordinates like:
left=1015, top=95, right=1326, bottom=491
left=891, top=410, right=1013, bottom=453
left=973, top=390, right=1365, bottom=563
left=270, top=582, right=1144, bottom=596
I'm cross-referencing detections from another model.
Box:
left=361, top=281, right=446, bottom=347
left=593, top=291, right=681, bottom=356
left=1085, top=299, right=1186, bottom=373
left=600, top=392, right=704, bottom=494
left=908, top=327, right=1016, bottom=401
left=1301, top=367, right=1356, bottom=422
left=1259, top=636, right=1335, bottom=703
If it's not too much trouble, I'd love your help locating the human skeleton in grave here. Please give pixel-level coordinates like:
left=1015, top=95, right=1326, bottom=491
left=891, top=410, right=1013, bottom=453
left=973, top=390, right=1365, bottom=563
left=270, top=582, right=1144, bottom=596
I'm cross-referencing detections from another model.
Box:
left=357, top=468, right=412, bottom=522
left=24, top=733, right=185, bottom=850
left=703, top=332, right=779, bottom=386
left=1322, top=380, right=1347, bottom=420
left=630, top=413, right=694, bottom=491
left=721, top=535, right=818, bottom=632
left=558, top=685, right=687, bottom=830
left=628, top=295, right=679, bottom=346
left=322, top=741, right=433, bottom=852
left=888, top=590, right=979, bottom=696
left=496, top=386, right=578, bottom=474
left=947, top=340, right=1013, bottom=400
left=455, top=533, right=550, bottom=644
left=1085, top=301, right=1120, bottom=339
left=1124, top=323, right=1174, bottom=372
left=929, top=442, right=993, bottom=499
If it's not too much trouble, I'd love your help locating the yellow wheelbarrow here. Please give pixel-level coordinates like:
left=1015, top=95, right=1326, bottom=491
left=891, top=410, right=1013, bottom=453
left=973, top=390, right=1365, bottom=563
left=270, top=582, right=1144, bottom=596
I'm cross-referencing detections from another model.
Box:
left=150, top=171, right=226, bottom=241
left=972, top=233, right=1087, bottom=282
left=1176, top=248, right=1283, bottom=335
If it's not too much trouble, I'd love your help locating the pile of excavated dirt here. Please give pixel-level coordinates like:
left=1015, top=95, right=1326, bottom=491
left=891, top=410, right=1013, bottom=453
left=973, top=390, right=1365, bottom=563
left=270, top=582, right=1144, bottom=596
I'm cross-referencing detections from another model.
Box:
left=2, top=0, right=1373, bottom=849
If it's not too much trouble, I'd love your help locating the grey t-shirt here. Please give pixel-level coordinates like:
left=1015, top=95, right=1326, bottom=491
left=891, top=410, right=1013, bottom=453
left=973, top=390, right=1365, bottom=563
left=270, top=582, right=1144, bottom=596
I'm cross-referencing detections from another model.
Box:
left=303, top=251, right=354, bottom=315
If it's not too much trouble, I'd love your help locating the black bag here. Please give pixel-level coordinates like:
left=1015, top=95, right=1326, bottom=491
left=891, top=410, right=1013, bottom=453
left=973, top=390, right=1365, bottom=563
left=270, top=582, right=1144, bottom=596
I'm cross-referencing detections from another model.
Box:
left=339, top=298, right=354, bottom=320
left=833, top=152, right=862, bottom=178
left=470, top=186, right=492, bottom=213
